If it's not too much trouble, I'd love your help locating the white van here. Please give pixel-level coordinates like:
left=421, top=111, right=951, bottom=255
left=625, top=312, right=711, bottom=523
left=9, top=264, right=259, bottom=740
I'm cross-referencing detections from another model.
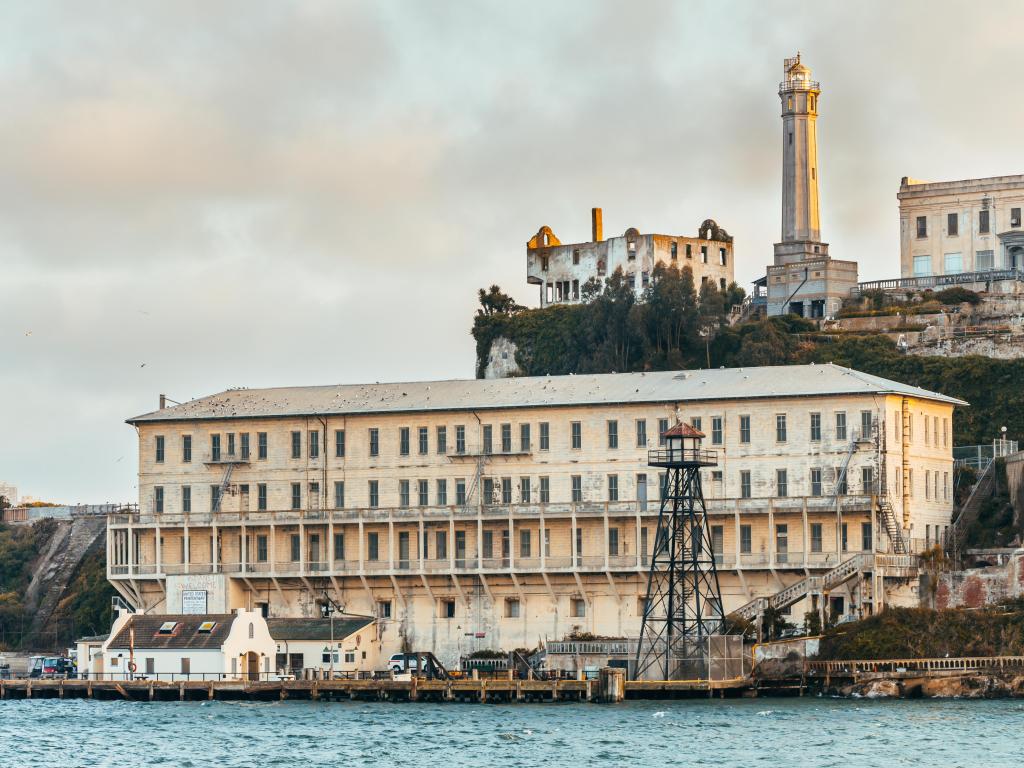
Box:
left=388, top=653, right=420, bottom=673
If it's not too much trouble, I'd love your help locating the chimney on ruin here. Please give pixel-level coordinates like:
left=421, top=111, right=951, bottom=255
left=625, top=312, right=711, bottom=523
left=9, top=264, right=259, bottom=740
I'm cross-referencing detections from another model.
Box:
left=591, top=207, right=603, bottom=242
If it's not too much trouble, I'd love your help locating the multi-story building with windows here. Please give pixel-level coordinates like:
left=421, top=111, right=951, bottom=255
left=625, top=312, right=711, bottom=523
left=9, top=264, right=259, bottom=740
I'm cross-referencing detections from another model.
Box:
left=899, top=175, right=1024, bottom=279
left=110, top=364, right=962, bottom=665
left=526, top=207, right=734, bottom=307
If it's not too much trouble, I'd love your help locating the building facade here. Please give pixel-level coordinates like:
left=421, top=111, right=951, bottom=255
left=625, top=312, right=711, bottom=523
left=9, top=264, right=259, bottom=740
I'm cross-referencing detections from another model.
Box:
left=767, top=54, right=858, bottom=318
left=526, top=208, right=734, bottom=307
left=899, top=175, right=1024, bottom=279
left=110, top=365, right=962, bottom=666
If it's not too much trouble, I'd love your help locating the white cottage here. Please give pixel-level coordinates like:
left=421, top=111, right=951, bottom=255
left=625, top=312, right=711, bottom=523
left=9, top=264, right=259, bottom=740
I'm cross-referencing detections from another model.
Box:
left=266, top=616, right=378, bottom=677
left=102, top=609, right=275, bottom=680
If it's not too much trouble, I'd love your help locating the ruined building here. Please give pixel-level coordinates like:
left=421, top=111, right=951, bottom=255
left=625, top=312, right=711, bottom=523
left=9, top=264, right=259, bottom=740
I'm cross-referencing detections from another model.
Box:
left=766, top=54, right=858, bottom=318
left=526, top=208, right=734, bottom=307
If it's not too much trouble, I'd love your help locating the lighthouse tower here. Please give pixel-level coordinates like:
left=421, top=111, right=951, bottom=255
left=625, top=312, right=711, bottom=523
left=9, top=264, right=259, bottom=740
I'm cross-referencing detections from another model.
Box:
left=765, top=54, right=857, bottom=318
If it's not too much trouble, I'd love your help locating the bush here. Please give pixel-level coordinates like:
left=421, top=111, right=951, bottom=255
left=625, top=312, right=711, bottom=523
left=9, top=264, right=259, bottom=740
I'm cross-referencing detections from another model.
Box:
left=934, top=287, right=982, bottom=306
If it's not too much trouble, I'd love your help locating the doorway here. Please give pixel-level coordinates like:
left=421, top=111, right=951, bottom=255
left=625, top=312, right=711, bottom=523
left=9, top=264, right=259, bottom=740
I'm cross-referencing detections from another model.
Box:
left=246, top=651, right=260, bottom=681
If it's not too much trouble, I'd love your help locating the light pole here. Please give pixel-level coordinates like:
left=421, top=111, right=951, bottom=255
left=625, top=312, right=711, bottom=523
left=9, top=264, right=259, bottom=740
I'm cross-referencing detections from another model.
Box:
left=319, top=591, right=345, bottom=680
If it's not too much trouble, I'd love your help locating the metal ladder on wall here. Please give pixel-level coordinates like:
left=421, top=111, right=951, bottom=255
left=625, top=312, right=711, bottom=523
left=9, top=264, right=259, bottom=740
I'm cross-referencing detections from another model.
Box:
left=213, top=464, right=234, bottom=512
left=876, top=462, right=909, bottom=554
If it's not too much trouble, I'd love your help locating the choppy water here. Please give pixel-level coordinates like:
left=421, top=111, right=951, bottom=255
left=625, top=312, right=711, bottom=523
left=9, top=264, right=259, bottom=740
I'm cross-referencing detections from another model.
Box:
left=1, top=698, right=1022, bottom=767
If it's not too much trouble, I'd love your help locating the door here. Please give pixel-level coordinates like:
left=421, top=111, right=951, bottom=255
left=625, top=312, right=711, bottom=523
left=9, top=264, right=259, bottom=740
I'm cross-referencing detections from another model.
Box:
left=636, top=474, right=647, bottom=511
left=247, top=651, right=259, bottom=681
left=398, top=531, right=410, bottom=569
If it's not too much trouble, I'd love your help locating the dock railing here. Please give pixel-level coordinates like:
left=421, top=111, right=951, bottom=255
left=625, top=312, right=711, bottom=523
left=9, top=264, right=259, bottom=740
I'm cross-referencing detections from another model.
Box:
left=807, top=656, right=1024, bottom=675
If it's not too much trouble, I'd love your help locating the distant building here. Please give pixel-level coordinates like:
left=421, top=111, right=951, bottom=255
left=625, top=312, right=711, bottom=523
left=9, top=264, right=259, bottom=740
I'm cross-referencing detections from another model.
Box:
left=0, top=482, right=17, bottom=506
left=899, top=175, right=1024, bottom=279
left=767, top=54, right=858, bottom=318
left=526, top=208, right=734, bottom=307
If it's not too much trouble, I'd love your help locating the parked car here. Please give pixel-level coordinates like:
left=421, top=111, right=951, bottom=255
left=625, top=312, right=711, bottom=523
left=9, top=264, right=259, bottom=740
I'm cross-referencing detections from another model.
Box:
left=39, top=656, right=74, bottom=679
left=388, top=653, right=421, bottom=673
left=0, top=662, right=10, bottom=680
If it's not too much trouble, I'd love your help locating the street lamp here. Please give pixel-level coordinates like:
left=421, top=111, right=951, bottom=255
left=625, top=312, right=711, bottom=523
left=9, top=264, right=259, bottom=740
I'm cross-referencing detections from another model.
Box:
left=319, top=592, right=345, bottom=680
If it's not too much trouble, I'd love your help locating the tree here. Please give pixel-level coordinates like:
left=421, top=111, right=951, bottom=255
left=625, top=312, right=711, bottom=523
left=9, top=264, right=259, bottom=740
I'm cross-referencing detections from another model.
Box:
left=476, top=285, right=524, bottom=317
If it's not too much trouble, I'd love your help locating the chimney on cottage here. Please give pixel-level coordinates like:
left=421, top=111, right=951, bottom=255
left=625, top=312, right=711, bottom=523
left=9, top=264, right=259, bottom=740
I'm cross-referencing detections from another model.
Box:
left=159, top=394, right=166, bottom=410
left=591, top=207, right=603, bottom=242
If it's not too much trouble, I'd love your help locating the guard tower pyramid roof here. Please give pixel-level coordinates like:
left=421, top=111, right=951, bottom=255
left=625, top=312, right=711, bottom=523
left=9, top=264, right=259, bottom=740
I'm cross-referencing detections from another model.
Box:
left=661, top=422, right=705, bottom=439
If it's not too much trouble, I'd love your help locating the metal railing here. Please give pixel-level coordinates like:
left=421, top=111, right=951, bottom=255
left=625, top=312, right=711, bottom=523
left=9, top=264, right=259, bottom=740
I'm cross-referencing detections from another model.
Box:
left=807, top=656, right=1024, bottom=675
left=547, top=640, right=639, bottom=656
left=852, top=269, right=1024, bottom=296
left=647, top=448, right=717, bottom=467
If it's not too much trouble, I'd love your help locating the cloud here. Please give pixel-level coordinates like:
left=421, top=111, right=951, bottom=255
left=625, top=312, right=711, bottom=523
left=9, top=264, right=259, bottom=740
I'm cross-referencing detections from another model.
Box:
left=2, top=0, right=1023, bottom=500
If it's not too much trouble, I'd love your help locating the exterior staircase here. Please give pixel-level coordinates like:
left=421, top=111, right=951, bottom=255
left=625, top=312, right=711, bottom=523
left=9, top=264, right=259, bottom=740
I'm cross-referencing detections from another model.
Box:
left=945, top=460, right=997, bottom=560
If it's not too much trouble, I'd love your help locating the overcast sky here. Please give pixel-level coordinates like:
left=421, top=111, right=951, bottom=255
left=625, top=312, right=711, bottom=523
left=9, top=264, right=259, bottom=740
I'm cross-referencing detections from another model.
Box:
left=2, top=0, right=1021, bottom=502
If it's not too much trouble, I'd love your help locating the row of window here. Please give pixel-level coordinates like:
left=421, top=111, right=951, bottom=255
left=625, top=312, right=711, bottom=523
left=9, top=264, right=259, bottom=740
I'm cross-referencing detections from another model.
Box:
left=155, top=408, right=940, bottom=466
left=915, top=208, right=1019, bottom=239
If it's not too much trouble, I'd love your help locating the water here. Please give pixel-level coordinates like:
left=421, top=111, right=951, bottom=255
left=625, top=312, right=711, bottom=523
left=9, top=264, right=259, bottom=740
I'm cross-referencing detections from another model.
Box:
left=1, top=698, right=1022, bottom=767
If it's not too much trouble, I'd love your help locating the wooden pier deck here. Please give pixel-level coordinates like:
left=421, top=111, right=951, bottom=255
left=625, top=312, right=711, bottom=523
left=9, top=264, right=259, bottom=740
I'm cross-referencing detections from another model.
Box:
left=0, top=676, right=752, bottom=704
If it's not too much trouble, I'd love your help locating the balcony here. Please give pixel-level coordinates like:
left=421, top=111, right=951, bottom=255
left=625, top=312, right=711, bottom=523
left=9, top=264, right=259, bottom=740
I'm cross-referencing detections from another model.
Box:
left=203, top=451, right=250, bottom=466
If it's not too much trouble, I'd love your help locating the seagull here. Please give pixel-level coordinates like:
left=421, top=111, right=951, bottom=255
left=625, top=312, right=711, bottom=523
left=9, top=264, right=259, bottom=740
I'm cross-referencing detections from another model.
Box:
left=24, top=331, right=32, bottom=337
left=140, top=363, right=146, bottom=368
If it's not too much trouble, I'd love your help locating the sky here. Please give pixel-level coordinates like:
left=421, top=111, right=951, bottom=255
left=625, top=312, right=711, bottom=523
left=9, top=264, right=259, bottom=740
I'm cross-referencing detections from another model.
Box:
left=2, top=0, right=1022, bottom=503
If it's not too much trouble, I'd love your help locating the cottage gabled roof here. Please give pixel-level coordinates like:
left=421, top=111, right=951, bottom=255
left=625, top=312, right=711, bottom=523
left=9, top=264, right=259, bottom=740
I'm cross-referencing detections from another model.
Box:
left=107, top=614, right=235, bottom=650
left=266, top=616, right=375, bottom=643
left=126, top=364, right=967, bottom=424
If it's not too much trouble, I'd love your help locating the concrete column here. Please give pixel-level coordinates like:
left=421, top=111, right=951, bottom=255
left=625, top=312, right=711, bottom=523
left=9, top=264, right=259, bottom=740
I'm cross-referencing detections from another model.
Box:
left=269, top=522, right=276, bottom=575
left=328, top=520, right=334, bottom=571
left=155, top=523, right=162, bottom=575
left=603, top=510, right=610, bottom=570
left=767, top=503, right=774, bottom=568
left=540, top=511, right=547, bottom=570
left=358, top=520, right=365, bottom=575
left=634, top=509, right=641, bottom=570
left=508, top=514, right=515, bottom=570
left=571, top=512, right=578, bottom=569
left=388, top=520, right=395, bottom=572
left=477, top=515, right=483, bottom=568
left=734, top=506, right=741, bottom=570
left=212, top=524, right=218, bottom=572
left=184, top=523, right=191, bottom=569
left=418, top=518, right=425, bottom=572
left=449, top=518, right=456, bottom=571
left=299, top=522, right=305, bottom=574
left=802, top=500, right=809, bottom=569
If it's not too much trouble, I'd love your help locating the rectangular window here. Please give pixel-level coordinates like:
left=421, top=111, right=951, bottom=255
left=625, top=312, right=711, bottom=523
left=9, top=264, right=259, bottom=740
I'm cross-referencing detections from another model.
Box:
left=670, top=241, right=678, bottom=260
left=979, top=209, right=990, bottom=234
left=571, top=475, right=583, bottom=503
left=944, top=252, right=962, bottom=274
left=607, top=474, right=619, bottom=502
left=862, top=522, right=873, bottom=552
left=309, top=430, right=319, bottom=459
left=182, top=434, right=192, bottom=463
left=913, top=254, right=931, bottom=276
left=811, top=523, right=823, bottom=553
left=916, top=215, right=927, bottom=238
left=182, top=485, right=191, bottom=513
left=400, top=480, right=411, bottom=507
left=240, top=432, right=250, bottom=460
left=257, top=432, right=267, bottom=460
left=841, top=523, right=849, bottom=552
left=483, top=478, right=495, bottom=504
left=291, top=431, right=301, bottom=459
left=740, top=525, right=752, bottom=554
left=210, top=485, right=221, bottom=512
left=635, top=419, right=647, bottom=447
left=776, top=414, right=787, bottom=442
left=719, top=247, right=727, bottom=266
left=860, top=410, right=873, bottom=440
left=810, top=412, right=821, bottom=441
left=776, top=469, right=788, bottom=498
left=227, top=433, right=235, bottom=458
left=155, top=486, right=164, bottom=513
left=368, top=480, right=379, bottom=508
left=701, top=245, right=708, bottom=263
left=416, top=426, right=427, bottom=455
left=520, top=529, right=531, bottom=558
left=377, top=599, right=390, bottom=618
left=155, top=436, right=165, bottom=463
left=290, top=534, right=301, bottom=562
left=418, top=480, right=429, bottom=506
left=1013, top=207, right=1021, bottom=228
left=400, top=427, right=410, bottom=456
left=520, top=423, right=530, bottom=452
left=711, top=417, right=723, bottom=445
left=455, top=479, right=466, bottom=506
left=291, top=483, right=301, bottom=510
left=436, top=530, right=447, bottom=560
left=539, top=422, right=550, bottom=450
left=608, top=527, right=619, bottom=556
left=335, top=429, right=345, bottom=457
left=740, top=470, right=751, bottom=499
left=690, top=417, right=702, bottom=433
left=257, top=484, right=267, bottom=511
left=211, top=434, right=221, bottom=462
left=836, top=467, right=848, bottom=496
left=947, top=212, right=958, bottom=237
left=809, top=467, right=822, bottom=496
left=334, top=481, right=345, bottom=509
left=483, top=425, right=493, bottom=454
left=977, top=249, right=994, bottom=270
left=437, top=479, right=448, bottom=506
left=455, top=425, right=466, bottom=454
left=369, top=428, right=379, bottom=457
left=501, top=477, right=512, bottom=504
left=835, top=412, right=847, bottom=441
left=436, top=426, right=447, bottom=454
left=505, top=598, right=520, bottom=618
left=658, top=418, right=670, bottom=446
left=571, top=421, right=582, bottom=449
left=739, top=415, right=750, bottom=444
left=520, top=477, right=531, bottom=504
left=257, top=534, right=269, bottom=563
left=607, top=420, right=618, bottom=449
left=482, top=530, right=493, bottom=559
left=571, top=598, right=586, bottom=618
left=776, top=524, right=788, bottom=562
left=539, top=476, right=550, bottom=503
left=862, top=466, right=875, bottom=494
left=365, top=532, right=380, bottom=562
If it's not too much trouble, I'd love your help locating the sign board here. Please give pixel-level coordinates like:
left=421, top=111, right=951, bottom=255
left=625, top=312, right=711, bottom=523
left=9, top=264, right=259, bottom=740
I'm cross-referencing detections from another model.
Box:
left=182, top=590, right=208, bottom=614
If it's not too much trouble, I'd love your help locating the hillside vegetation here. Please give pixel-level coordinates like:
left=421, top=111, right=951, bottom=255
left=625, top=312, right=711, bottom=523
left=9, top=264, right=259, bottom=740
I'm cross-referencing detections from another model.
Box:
left=818, top=602, right=1024, bottom=659
left=472, top=275, right=1024, bottom=445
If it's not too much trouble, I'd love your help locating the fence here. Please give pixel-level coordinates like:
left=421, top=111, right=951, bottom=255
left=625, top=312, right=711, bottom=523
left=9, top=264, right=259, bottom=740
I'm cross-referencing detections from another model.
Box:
left=807, top=656, right=1024, bottom=675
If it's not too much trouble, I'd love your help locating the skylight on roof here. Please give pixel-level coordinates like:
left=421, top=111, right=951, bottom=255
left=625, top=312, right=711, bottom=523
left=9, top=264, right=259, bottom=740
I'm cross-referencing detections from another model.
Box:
left=157, top=621, right=178, bottom=634
left=197, top=621, right=217, bottom=633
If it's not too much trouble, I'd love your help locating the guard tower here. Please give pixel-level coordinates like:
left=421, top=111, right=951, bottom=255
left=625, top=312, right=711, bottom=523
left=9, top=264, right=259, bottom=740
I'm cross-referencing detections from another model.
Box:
left=634, top=422, right=724, bottom=680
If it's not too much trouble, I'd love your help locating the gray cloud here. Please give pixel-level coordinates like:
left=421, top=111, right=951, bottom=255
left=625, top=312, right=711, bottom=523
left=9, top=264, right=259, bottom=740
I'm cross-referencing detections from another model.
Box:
left=1, top=0, right=1021, bottom=500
